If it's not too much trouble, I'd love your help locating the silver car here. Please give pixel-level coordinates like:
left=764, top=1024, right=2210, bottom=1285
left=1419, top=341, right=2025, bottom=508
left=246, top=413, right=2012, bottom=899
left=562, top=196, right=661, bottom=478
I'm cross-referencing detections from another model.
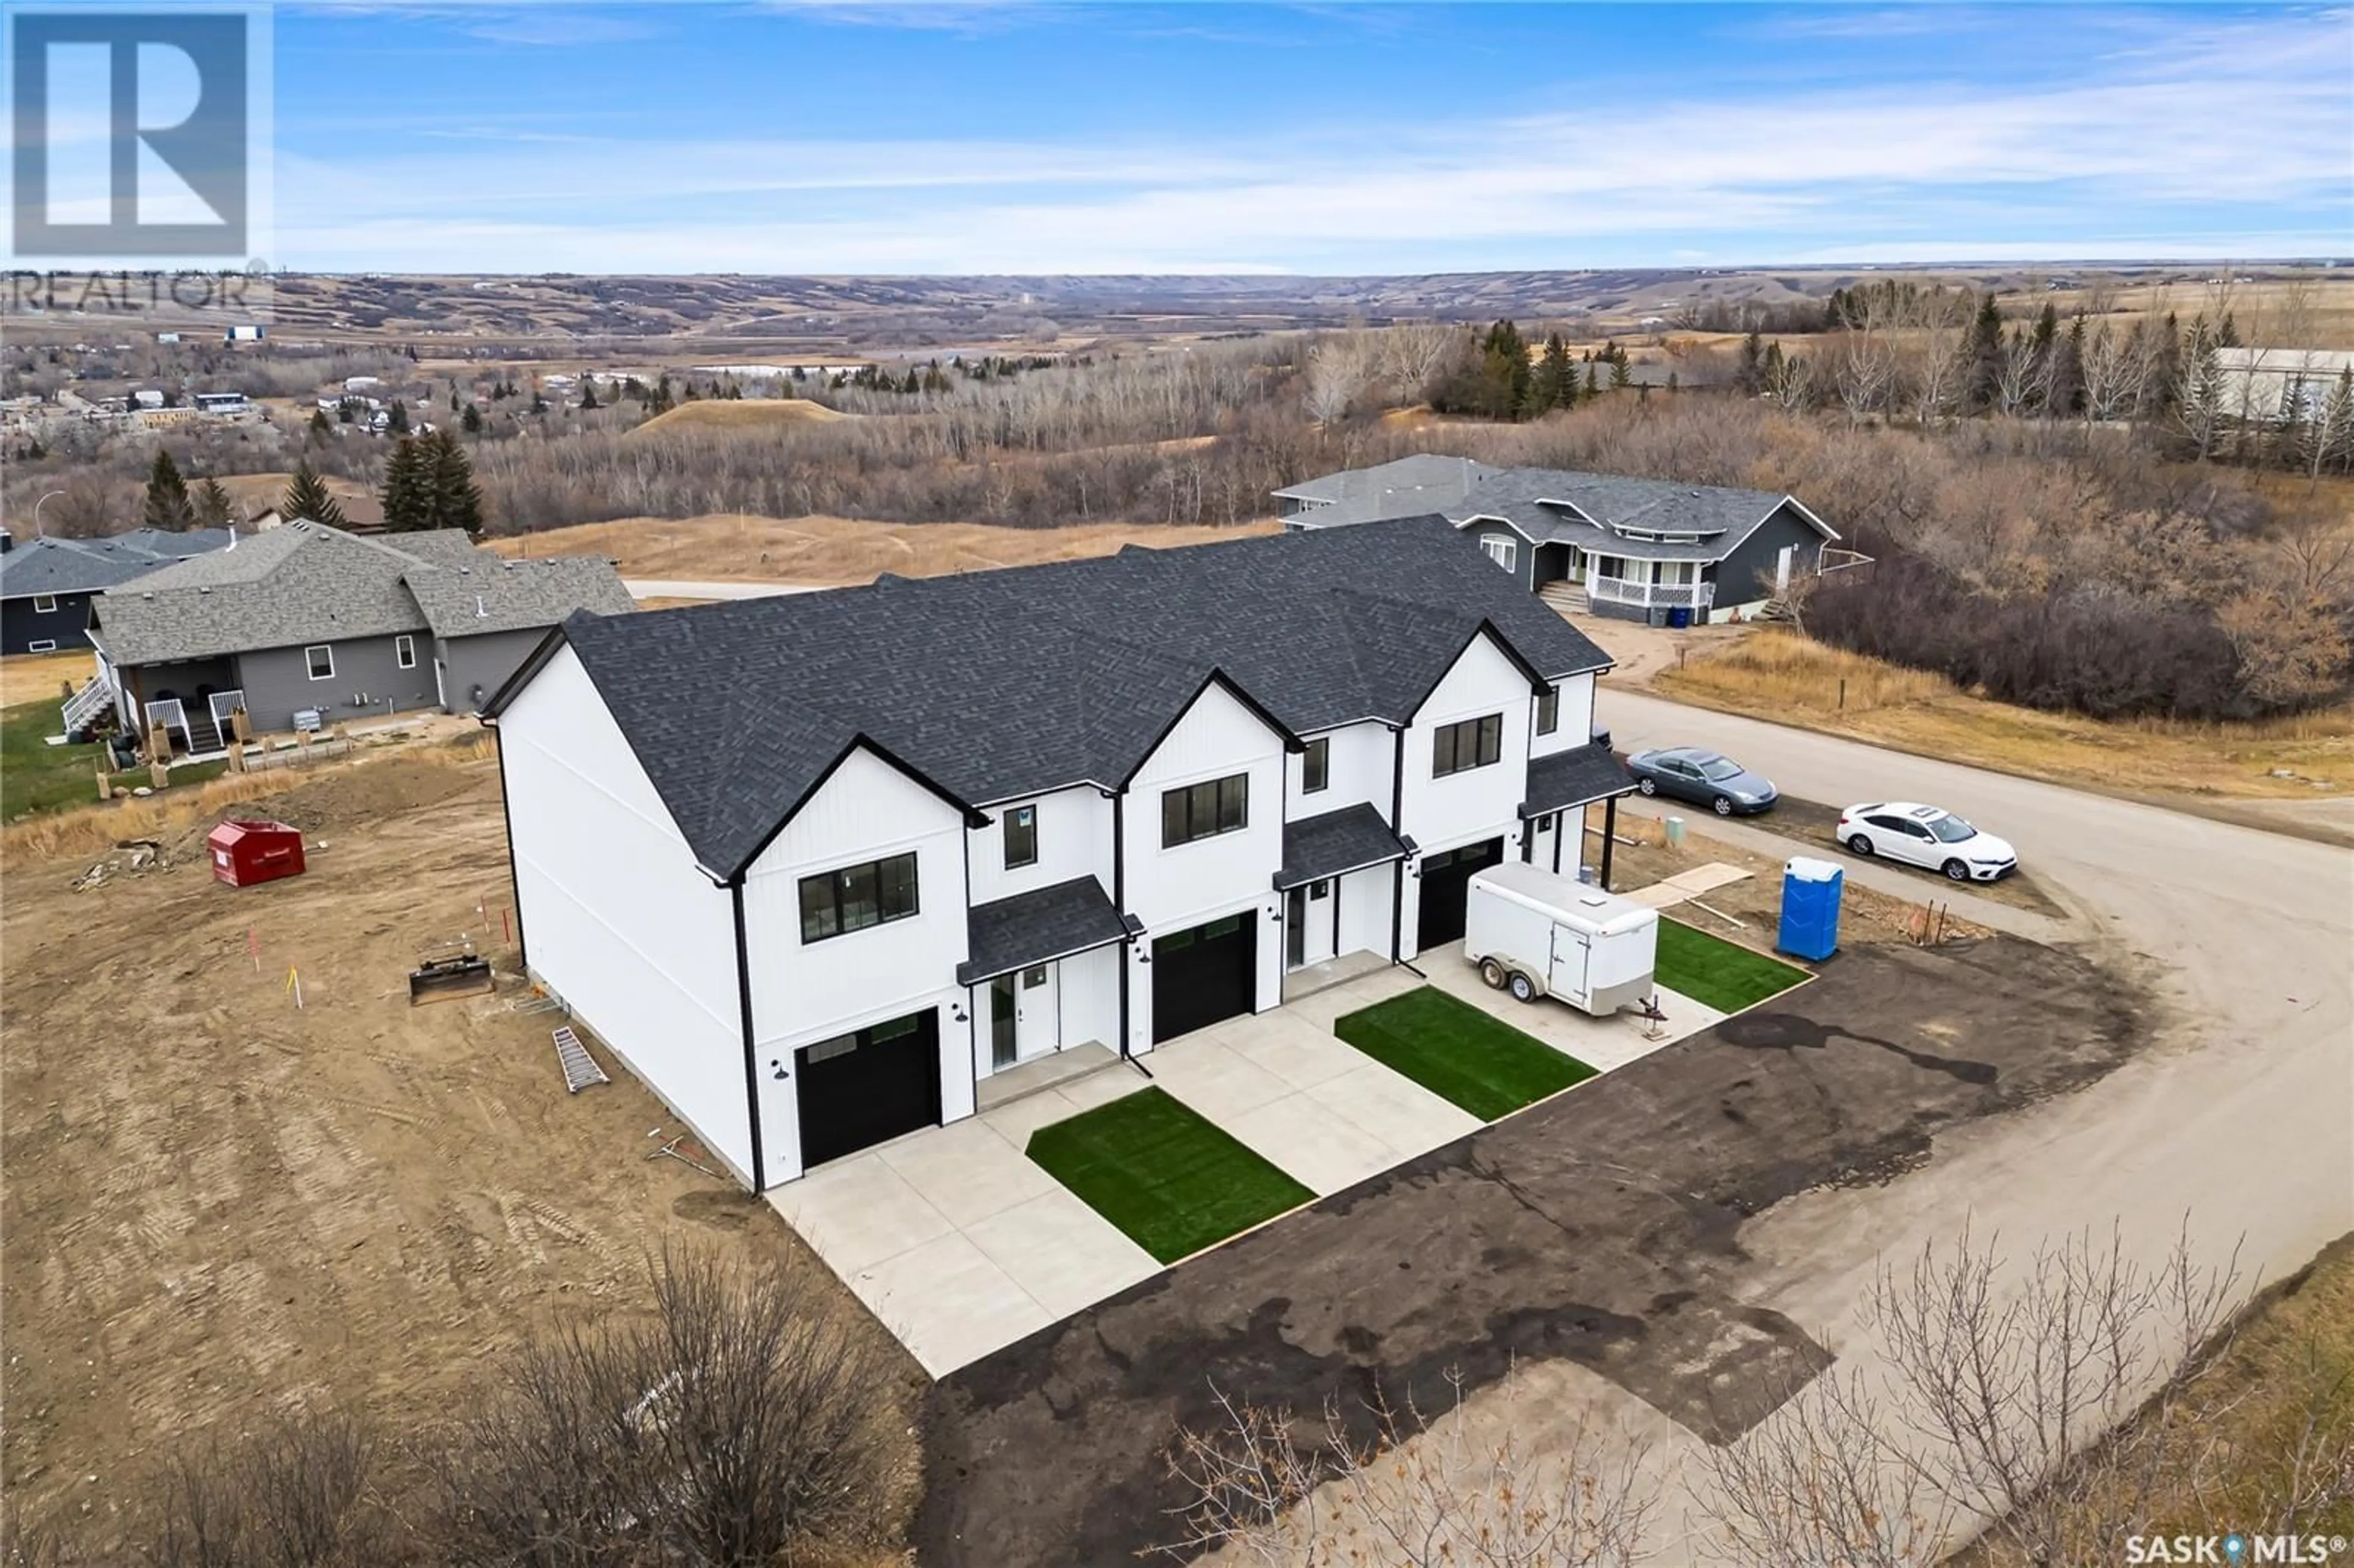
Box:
left=1625, top=747, right=1780, bottom=816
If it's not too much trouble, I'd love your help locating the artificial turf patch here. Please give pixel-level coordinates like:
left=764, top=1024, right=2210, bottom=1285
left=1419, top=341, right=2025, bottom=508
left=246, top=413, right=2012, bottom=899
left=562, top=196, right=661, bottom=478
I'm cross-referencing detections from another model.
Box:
left=1025, top=1087, right=1314, bottom=1265
left=1654, top=918, right=1810, bottom=1013
left=1333, top=986, right=1594, bottom=1121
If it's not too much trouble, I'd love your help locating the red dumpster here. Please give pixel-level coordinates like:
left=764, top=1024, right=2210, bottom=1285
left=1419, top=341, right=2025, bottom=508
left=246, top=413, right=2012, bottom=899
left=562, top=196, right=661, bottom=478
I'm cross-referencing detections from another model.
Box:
left=210, top=820, right=306, bottom=888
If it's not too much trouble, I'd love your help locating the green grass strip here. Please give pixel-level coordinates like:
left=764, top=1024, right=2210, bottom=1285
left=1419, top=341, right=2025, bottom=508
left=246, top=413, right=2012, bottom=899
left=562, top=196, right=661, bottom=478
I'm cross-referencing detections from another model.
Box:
left=1654, top=917, right=1810, bottom=1013
left=1334, top=986, right=1594, bottom=1121
left=1026, top=1087, right=1314, bottom=1265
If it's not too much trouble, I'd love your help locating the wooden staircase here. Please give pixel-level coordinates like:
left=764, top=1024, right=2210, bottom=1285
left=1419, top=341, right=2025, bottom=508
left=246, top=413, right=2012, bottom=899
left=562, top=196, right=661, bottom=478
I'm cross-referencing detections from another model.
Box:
left=1538, top=580, right=1590, bottom=618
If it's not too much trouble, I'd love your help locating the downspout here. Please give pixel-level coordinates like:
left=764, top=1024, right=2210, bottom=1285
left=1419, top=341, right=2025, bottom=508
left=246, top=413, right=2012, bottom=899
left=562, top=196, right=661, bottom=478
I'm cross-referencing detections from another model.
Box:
left=1552, top=810, right=1564, bottom=875
left=1601, top=796, right=1618, bottom=891
left=1388, top=723, right=1407, bottom=964
left=731, top=880, right=768, bottom=1193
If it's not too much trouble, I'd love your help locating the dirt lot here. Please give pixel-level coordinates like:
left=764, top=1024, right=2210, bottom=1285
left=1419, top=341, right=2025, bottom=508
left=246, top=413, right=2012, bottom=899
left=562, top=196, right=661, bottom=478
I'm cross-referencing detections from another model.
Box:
left=0, top=751, right=912, bottom=1550
left=916, top=932, right=2152, bottom=1566
left=486, top=512, right=1281, bottom=585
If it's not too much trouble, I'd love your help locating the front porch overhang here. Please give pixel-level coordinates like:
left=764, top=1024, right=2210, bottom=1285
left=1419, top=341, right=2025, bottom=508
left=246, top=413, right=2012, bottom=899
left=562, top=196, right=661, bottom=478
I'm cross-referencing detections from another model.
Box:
left=956, top=877, right=1140, bottom=987
left=1520, top=741, right=1636, bottom=820
left=1274, top=803, right=1413, bottom=892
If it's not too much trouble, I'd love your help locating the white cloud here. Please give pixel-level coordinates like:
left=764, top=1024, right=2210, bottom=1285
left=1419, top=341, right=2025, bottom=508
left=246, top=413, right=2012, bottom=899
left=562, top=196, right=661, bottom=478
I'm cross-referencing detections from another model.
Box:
left=269, top=6, right=2353, bottom=270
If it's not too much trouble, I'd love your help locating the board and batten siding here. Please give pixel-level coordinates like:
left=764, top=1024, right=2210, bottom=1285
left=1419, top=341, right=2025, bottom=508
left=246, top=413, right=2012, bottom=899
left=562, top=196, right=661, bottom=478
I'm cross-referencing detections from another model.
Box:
left=1286, top=719, right=1392, bottom=821
left=1528, top=672, right=1599, bottom=758
left=966, top=783, right=1114, bottom=907
left=1121, top=679, right=1288, bottom=1053
left=739, top=744, right=975, bottom=1184
left=500, top=645, right=753, bottom=1182
left=1397, top=631, right=1537, bottom=961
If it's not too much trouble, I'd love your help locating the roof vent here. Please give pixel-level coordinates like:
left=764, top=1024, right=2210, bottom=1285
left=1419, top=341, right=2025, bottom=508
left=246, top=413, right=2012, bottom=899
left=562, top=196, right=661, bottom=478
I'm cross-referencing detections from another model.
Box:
left=476, top=593, right=487, bottom=617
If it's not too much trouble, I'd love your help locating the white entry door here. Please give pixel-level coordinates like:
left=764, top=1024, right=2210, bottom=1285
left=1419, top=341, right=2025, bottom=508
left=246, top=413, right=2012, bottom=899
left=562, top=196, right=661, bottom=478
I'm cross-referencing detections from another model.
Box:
left=1775, top=544, right=1796, bottom=593
left=1015, top=964, right=1058, bottom=1059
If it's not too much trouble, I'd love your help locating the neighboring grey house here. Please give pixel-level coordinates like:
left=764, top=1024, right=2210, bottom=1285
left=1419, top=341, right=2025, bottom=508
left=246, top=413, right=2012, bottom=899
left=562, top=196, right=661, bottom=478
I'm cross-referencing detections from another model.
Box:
left=1277, top=460, right=1848, bottom=625
left=0, top=527, right=237, bottom=656
left=82, top=520, right=634, bottom=752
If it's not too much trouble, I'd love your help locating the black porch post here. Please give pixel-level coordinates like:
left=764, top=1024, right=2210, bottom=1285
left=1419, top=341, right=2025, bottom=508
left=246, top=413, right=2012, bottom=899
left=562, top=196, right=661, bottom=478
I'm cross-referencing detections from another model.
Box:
left=1600, top=796, right=1618, bottom=891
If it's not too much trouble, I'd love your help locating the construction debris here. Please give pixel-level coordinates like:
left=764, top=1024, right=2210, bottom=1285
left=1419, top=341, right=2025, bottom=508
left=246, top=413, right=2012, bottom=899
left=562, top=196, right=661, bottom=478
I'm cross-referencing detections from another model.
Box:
left=552, top=1026, right=609, bottom=1094
left=408, top=938, right=495, bottom=1005
left=70, top=839, right=171, bottom=891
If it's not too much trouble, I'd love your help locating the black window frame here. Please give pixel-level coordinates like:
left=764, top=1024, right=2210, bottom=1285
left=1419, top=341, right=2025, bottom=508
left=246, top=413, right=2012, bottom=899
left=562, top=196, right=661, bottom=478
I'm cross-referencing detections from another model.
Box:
left=1431, top=714, right=1504, bottom=778
left=798, top=851, right=920, bottom=943
left=1003, top=803, right=1038, bottom=869
left=1161, top=772, right=1249, bottom=848
left=1535, top=687, right=1559, bottom=736
left=1301, top=736, right=1330, bottom=794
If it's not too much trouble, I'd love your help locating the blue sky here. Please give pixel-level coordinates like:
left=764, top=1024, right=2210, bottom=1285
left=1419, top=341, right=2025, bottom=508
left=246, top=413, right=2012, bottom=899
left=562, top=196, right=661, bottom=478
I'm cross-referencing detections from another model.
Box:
left=262, top=2, right=2351, bottom=273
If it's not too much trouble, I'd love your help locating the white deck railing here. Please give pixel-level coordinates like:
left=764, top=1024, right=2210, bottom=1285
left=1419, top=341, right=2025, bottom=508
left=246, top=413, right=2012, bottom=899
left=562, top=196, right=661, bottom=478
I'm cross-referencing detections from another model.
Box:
left=1586, top=576, right=1715, bottom=609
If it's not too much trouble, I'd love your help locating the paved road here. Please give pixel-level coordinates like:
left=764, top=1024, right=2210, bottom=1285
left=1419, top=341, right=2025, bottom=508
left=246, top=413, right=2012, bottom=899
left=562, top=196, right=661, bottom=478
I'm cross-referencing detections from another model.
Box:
left=622, top=577, right=825, bottom=601
left=1602, top=685, right=2354, bottom=1355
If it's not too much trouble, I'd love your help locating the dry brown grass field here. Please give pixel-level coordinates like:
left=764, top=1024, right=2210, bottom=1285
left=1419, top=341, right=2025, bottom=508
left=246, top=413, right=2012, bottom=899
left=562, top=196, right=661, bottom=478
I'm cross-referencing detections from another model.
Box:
left=1653, top=628, right=2354, bottom=801
left=0, top=648, right=94, bottom=707
left=622, top=398, right=853, bottom=441
left=218, top=470, right=384, bottom=528
left=487, top=511, right=1281, bottom=584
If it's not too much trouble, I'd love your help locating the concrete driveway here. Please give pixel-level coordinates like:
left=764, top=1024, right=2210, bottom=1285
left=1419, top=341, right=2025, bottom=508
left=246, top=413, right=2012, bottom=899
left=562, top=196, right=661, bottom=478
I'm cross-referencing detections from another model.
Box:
left=774, top=934, right=1735, bottom=1377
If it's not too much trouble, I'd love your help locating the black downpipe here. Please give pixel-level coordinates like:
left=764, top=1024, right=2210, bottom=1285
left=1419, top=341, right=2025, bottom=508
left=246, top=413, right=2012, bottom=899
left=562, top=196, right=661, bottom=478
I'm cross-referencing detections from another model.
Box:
left=731, top=881, right=767, bottom=1193
left=1601, top=796, right=1618, bottom=891
left=1388, top=725, right=1407, bottom=963
left=1553, top=810, right=1564, bottom=875
left=489, top=720, right=527, bottom=969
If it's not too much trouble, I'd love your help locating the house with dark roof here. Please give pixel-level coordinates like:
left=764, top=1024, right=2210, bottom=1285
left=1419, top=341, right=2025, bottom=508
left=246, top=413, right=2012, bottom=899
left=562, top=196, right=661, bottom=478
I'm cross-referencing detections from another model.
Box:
left=0, top=527, right=237, bottom=656
left=486, top=516, right=1635, bottom=1190
left=82, top=519, right=633, bottom=753
left=1277, top=460, right=1845, bottom=624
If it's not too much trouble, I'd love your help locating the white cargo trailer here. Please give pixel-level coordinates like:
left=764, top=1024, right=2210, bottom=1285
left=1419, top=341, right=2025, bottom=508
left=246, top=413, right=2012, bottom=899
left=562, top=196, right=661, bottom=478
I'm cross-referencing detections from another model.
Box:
left=1463, top=862, right=1659, bottom=1016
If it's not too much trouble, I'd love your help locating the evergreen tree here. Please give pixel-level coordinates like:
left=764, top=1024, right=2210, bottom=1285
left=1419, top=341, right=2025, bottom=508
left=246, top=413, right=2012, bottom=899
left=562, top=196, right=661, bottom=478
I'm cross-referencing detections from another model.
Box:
left=1583, top=363, right=1600, bottom=397
left=381, top=436, right=429, bottom=531
left=653, top=373, right=675, bottom=413
left=530, top=384, right=548, bottom=415
left=194, top=476, right=235, bottom=528
left=1737, top=330, right=1766, bottom=395
left=2322, top=368, right=2354, bottom=476
left=2177, top=316, right=2228, bottom=461
left=449, top=387, right=460, bottom=414
left=2273, top=376, right=2309, bottom=470
left=1532, top=333, right=1574, bottom=414
left=427, top=430, right=486, bottom=536
left=143, top=448, right=194, bottom=530
left=282, top=460, right=347, bottom=528
left=580, top=378, right=599, bottom=410
left=461, top=402, right=484, bottom=436
left=1609, top=345, right=1633, bottom=390
left=2217, top=313, right=2240, bottom=349
left=389, top=399, right=409, bottom=435
left=1965, top=294, right=2005, bottom=412
left=308, top=408, right=333, bottom=441
left=1474, top=319, right=1532, bottom=420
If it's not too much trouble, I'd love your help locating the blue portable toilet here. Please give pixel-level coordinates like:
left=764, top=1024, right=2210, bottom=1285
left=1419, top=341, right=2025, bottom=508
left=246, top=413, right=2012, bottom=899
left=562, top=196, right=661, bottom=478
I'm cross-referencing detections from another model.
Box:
left=1778, top=856, right=1843, bottom=961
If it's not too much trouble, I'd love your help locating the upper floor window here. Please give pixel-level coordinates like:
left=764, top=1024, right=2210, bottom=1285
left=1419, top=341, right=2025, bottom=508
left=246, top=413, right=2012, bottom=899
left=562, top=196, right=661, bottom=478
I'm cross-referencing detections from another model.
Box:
left=1302, top=737, right=1330, bottom=794
left=394, top=633, right=417, bottom=670
left=1432, top=714, right=1502, bottom=777
left=31, top=594, right=57, bottom=614
left=798, top=852, right=919, bottom=943
left=1536, top=687, right=1559, bottom=736
left=1004, top=804, right=1038, bottom=869
left=1162, top=772, right=1248, bottom=848
left=1482, top=537, right=1517, bottom=573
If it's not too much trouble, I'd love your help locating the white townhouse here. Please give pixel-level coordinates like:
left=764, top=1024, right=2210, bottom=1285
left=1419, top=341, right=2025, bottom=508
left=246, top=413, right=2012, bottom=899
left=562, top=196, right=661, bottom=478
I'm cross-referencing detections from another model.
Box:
left=486, top=517, right=1634, bottom=1190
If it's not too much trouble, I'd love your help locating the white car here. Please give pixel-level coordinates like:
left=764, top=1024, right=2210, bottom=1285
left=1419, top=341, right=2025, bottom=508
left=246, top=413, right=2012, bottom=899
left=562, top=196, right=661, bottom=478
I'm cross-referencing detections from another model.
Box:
left=1838, top=802, right=2018, bottom=881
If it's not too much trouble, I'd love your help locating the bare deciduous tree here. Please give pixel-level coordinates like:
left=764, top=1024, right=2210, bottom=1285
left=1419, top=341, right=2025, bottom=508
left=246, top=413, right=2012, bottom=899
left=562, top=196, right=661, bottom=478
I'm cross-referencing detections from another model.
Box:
left=1304, top=333, right=1379, bottom=427
left=1165, top=1370, right=1656, bottom=1567
left=1376, top=321, right=1468, bottom=405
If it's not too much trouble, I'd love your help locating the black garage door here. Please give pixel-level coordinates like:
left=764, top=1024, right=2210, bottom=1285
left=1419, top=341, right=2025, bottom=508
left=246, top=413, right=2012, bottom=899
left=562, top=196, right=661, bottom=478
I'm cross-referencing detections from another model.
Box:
left=1415, top=837, right=1504, bottom=952
left=796, top=1008, right=941, bottom=1168
left=1152, top=913, right=1257, bottom=1043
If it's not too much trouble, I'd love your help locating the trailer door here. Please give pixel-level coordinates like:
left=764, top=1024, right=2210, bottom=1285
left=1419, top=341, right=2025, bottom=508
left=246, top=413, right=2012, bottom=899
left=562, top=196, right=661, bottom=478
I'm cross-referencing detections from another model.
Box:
left=1548, top=923, right=1591, bottom=1006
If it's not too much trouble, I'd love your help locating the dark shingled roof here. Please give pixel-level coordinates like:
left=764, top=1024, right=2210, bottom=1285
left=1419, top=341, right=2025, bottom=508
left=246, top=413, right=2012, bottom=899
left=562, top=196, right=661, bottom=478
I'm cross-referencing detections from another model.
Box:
left=1520, top=742, right=1635, bottom=819
left=1276, top=804, right=1412, bottom=892
left=532, top=516, right=1613, bottom=881
left=0, top=527, right=237, bottom=600
left=956, top=877, right=1135, bottom=986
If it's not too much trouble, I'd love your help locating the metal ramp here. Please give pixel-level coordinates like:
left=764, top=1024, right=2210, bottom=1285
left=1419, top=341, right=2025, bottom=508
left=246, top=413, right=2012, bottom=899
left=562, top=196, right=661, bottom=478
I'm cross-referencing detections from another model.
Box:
left=552, top=1027, right=609, bottom=1094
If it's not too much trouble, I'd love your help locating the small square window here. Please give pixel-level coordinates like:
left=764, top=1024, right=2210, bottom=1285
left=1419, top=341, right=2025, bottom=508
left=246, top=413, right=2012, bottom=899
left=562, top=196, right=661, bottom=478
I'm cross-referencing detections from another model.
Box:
left=1302, top=736, right=1329, bottom=794
left=305, top=644, right=335, bottom=680
left=394, top=633, right=416, bottom=669
left=31, top=594, right=57, bottom=614
left=1022, top=965, right=1048, bottom=989
left=1309, top=880, right=1330, bottom=900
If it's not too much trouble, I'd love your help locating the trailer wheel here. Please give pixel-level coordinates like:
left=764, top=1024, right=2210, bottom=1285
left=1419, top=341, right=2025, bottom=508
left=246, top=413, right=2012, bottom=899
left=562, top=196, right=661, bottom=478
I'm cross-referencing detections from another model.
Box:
left=1507, top=971, right=1539, bottom=1003
left=1478, top=957, right=1508, bottom=990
